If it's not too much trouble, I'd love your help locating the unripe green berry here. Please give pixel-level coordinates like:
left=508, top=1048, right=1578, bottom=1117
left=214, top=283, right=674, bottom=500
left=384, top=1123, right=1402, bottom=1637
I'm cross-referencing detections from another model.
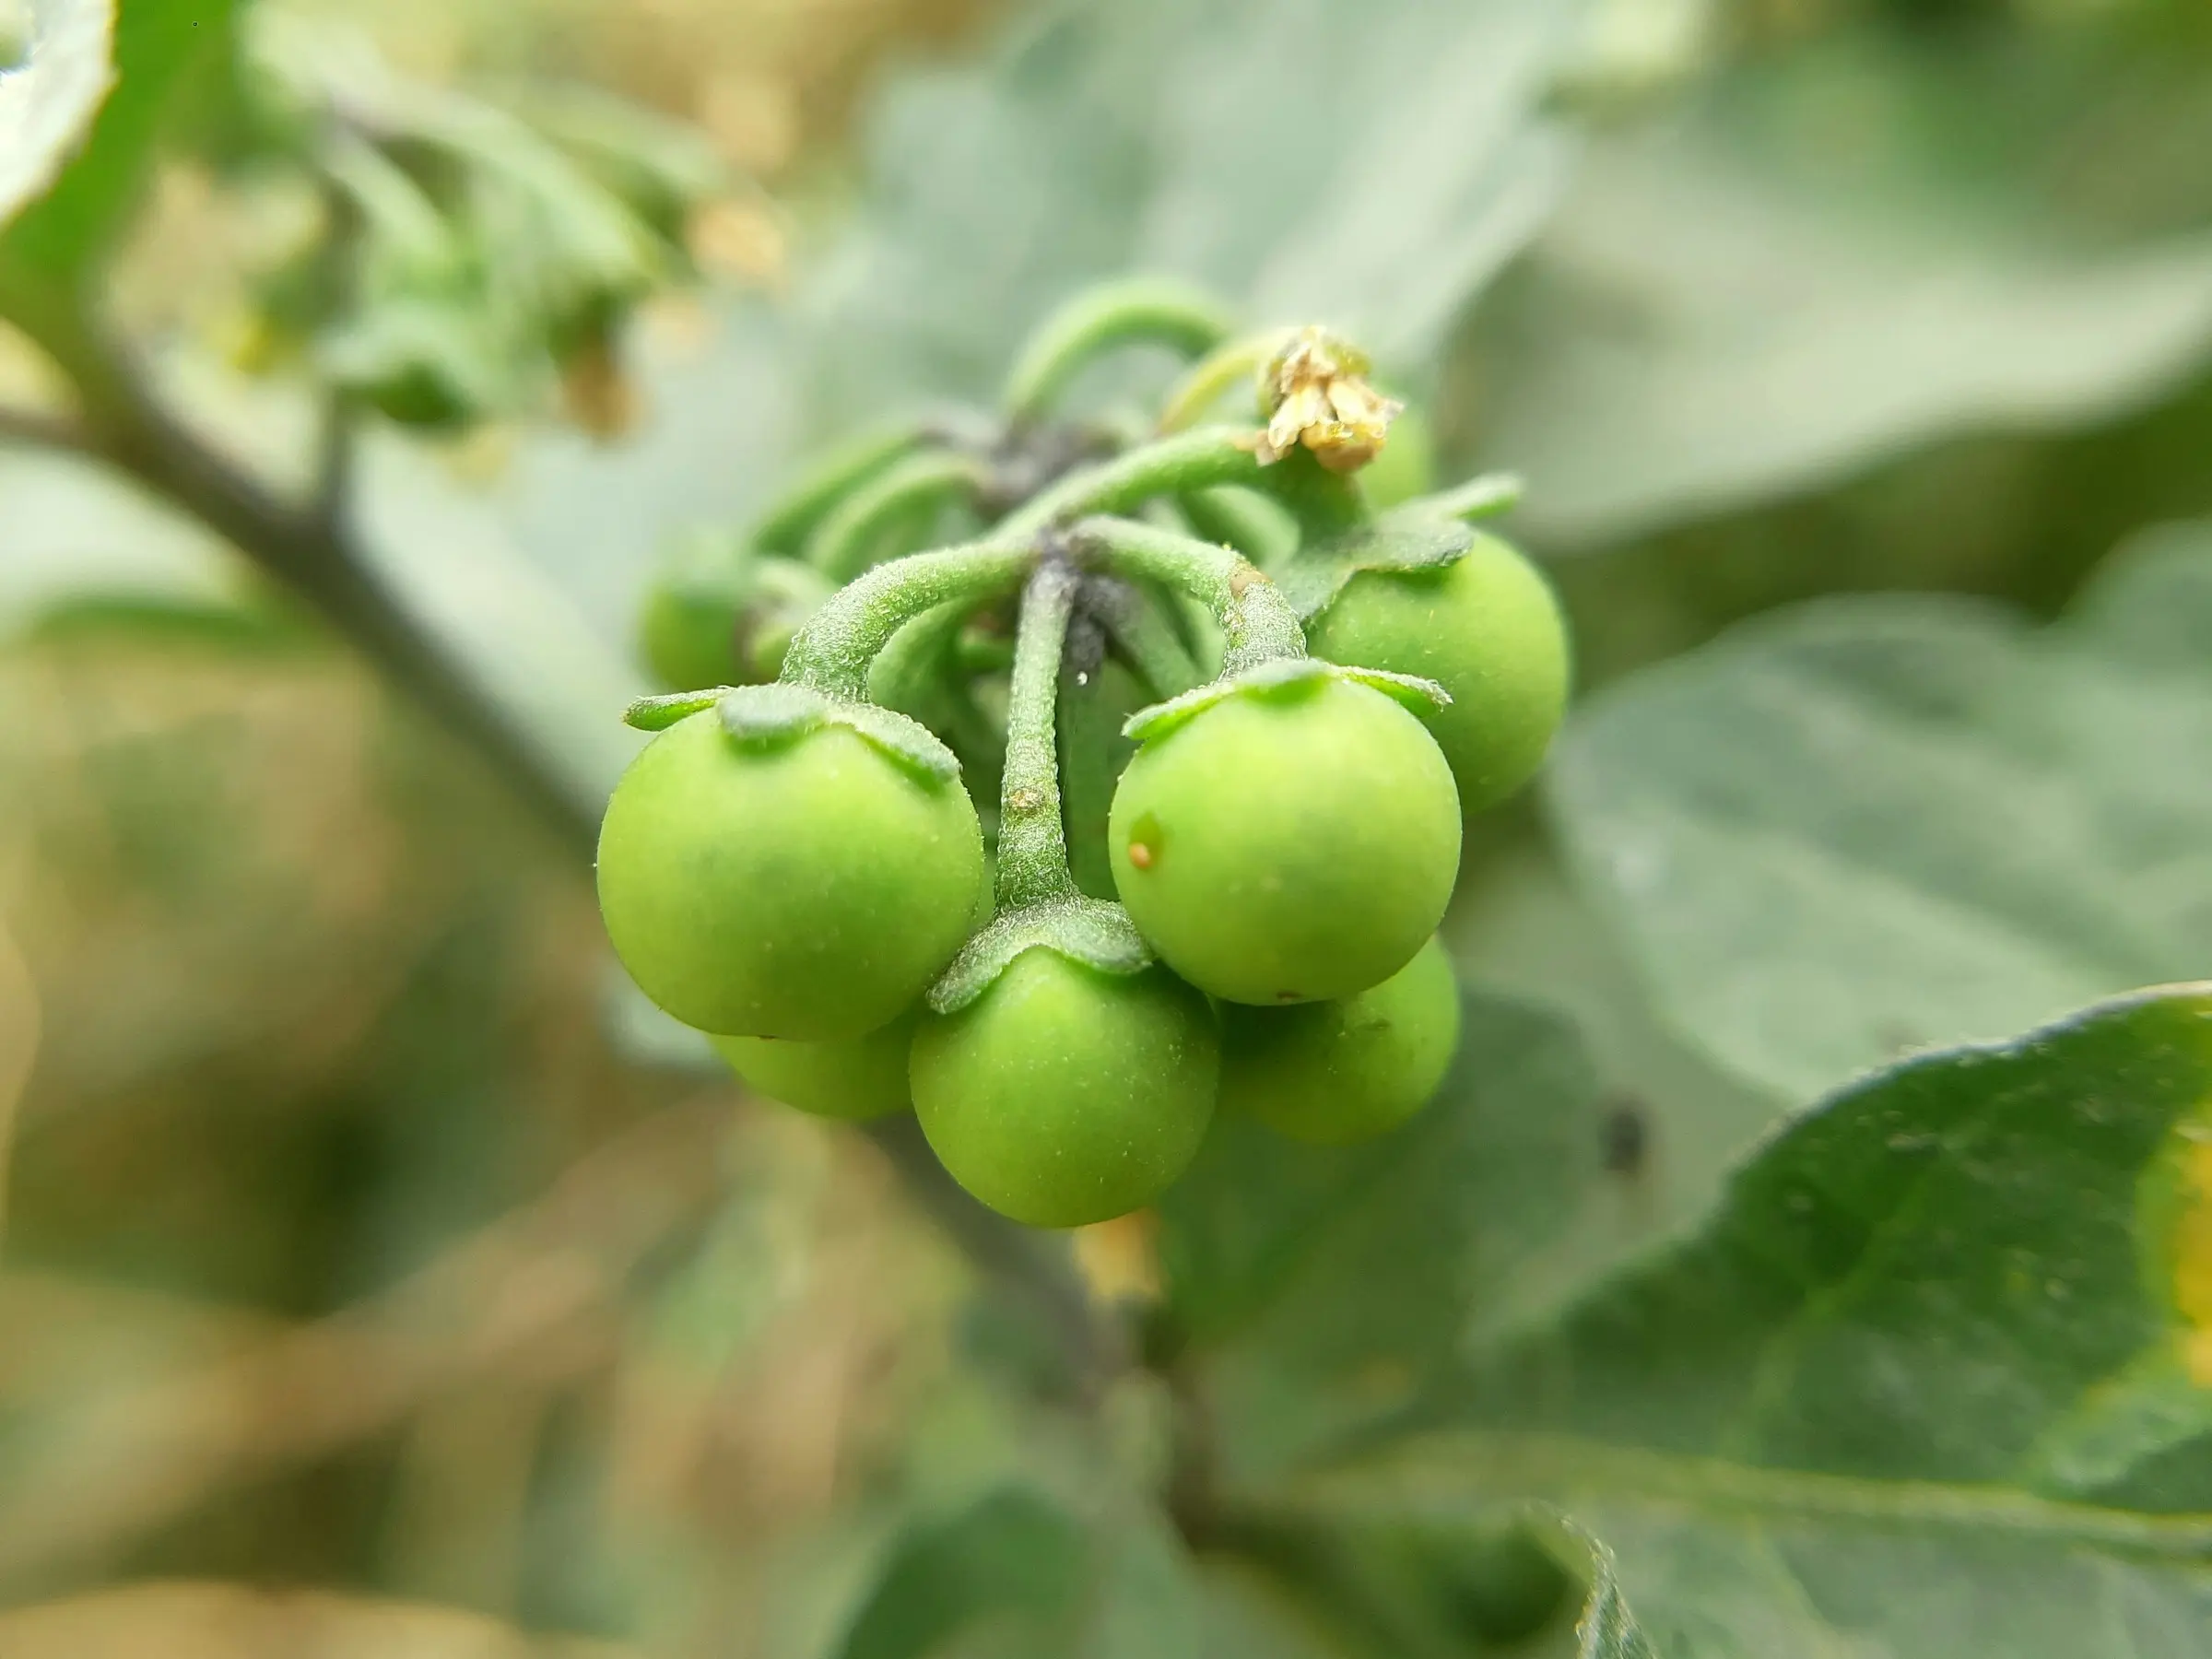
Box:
left=1307, top=534, right=1568, bottom=814
left=1221, top=935, right=1458, bottom=1144
left=1359, top=402, right=1435, bottom=512
left=1108, top=676, right=1460, bottom=1005
left=639, top=578, right=745, bottom=691
left=912, top=952, right=1218, bottom=1228
left=712, top=1008, right=917, bottom=1121
left=596, top=712, right=984, bottom=1040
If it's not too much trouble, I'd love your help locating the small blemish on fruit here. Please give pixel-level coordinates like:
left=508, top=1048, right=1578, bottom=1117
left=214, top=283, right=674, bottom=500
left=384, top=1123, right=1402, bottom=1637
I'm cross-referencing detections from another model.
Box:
left=1126, top=811, right=1163, bottom=871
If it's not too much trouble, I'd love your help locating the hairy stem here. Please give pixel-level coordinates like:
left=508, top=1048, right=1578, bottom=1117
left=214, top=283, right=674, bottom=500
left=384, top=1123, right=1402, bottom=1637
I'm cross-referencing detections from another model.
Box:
left=777, top=535, right=1035, bottom=702
left=994, top=559, right=1081, bottom=912
left=806, top=448, right=986, bottom=582
left=1072, top=514, right=1305, bottom=674
left=749, top=421, right=929, bottom=557
left=1004, top=426, right=1277, bottom=535
left=1003, top=278, right=1233, bottom=422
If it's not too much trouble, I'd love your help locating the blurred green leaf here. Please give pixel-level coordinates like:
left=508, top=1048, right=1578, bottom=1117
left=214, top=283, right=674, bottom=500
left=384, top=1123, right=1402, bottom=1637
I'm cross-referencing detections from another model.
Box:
left=834, top=1488, right=1088, bottom=1659
left=1549, top=525, right=2212, bottom=1101
left=1157, top=990, right=1603, bottom=1481
left=800, top=0, right=1592, bottom=428
left=1290, top=987, right=2212, bottom=1656
left=832, top=1488, right=1203, bottom=1659
left=0, top=0, right=237, bottom=341
left=1478, top=36, right=2212, bottom=546
left=0, top=0, right=114, bottom=233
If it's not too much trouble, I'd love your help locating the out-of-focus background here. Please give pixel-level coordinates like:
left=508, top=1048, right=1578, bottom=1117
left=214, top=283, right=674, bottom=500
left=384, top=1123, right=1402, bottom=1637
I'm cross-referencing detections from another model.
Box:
left=4, top=0, right=2212, bottom=1653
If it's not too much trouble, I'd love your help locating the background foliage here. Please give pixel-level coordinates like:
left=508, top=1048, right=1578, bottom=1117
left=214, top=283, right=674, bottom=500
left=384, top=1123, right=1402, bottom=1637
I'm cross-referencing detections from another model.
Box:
left=3, top=0, right=2212, bottom=1653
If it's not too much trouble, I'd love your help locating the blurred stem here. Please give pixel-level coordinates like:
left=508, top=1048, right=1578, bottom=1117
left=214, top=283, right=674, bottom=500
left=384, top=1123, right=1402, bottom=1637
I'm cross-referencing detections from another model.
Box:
left=3, top=313, right=1124, bottom=1401
left=47, top=317, right=601, bottom=856
left=866, top=1113, right=1123, bottom=1389
left=805, top=448, right=986, bottom=582
left=312, top=392, right=359, bottom=532
left=751, top=421, right=929, bottom=557
left=1004, top=278, right=1234, bottom=422
left=1179, top=485, right=1298, bottom=568
left=1090, top=577, right=1201, bottom=700
left=1158, top=333, right=1275, bottom=434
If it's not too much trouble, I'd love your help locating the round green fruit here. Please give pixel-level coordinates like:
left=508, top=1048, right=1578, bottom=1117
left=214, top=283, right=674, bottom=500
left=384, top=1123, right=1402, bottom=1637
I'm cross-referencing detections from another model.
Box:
left=596, top=712, right=984, bottom=1040
left=1306, top=533, right=1568, bottom=814
left=1359, top=401, right=1435, bottom=512
left=712, top=1008, right=916, bottom=1121
left=1221, top=935, right=1459, bottom=1144
left=911, top=952, right=1218, bottom=1228
left=639, top=576, right=745, bottom=691
left=1108, top=675, right=1460, bottom=1005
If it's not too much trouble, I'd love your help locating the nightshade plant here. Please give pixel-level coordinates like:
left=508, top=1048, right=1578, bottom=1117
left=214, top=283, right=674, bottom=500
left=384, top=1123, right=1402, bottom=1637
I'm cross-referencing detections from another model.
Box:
left=597, top=297, right=1564, bottom=1223
left=8, top=4, right=2212, bottom=1656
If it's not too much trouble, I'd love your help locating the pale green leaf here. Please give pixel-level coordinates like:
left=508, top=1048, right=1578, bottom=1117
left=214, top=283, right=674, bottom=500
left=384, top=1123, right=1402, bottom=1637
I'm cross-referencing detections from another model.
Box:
left=0, top=0, right=113, bottom=231
left=1548, top=527, right=2212, bottom=1101
left=800, top=0, right=1594, bottom=428
left=1479, top=50, right=2212, bottom=546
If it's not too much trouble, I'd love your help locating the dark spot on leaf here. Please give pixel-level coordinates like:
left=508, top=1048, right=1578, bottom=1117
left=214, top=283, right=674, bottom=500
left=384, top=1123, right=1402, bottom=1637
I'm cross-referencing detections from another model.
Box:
left=1601, top=1096, right=1650, bottom=1176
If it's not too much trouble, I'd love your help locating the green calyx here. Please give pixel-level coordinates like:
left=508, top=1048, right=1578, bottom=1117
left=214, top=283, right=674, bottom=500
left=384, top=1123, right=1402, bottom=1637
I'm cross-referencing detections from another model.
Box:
left=926, top=897, right=1153, bottom=1015
left=1273, top=513, right=1478, bottom=620
left=623, top=683, right=960, bottom=784
left=1122, top=655, right=1450, bottom=747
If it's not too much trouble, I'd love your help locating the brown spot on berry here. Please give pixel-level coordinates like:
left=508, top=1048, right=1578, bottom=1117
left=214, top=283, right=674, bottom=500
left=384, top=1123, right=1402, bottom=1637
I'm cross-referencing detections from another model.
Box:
left=1125, top=811, right=1164, bottom=871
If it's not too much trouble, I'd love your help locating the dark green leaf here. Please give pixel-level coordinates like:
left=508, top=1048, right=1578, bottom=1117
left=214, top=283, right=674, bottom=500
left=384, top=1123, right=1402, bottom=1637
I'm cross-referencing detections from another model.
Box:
left=835, top=1488, right=1088, bottom=1659
left=1158, top=990, right=1603, bottom=1481
left=831, top=1488, right=1206, bottom=1659
left=1284, top=987, right=2212, bottom=1656
left=1548, top=530, right=2212, bottom=1100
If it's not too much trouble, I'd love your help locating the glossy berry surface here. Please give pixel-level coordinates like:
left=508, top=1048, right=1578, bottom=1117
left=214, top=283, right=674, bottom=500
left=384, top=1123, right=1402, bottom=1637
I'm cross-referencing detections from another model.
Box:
left=911, top=951, right=1218, bottom=1228
left=1108, top=676, right=1460, bottom=1006
left=712, top=1008, right=918, bottom=1121
left=596, top=712, right=983, bottom=1040
left=1306, top=533, right=1568, bottom=813
left=1220, top=935, right=1459, bottom=1144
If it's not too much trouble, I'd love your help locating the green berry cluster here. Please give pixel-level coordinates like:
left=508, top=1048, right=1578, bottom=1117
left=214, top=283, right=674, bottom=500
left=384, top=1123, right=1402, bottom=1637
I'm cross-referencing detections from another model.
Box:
left=597, top=286, right=1570, bottom=1229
